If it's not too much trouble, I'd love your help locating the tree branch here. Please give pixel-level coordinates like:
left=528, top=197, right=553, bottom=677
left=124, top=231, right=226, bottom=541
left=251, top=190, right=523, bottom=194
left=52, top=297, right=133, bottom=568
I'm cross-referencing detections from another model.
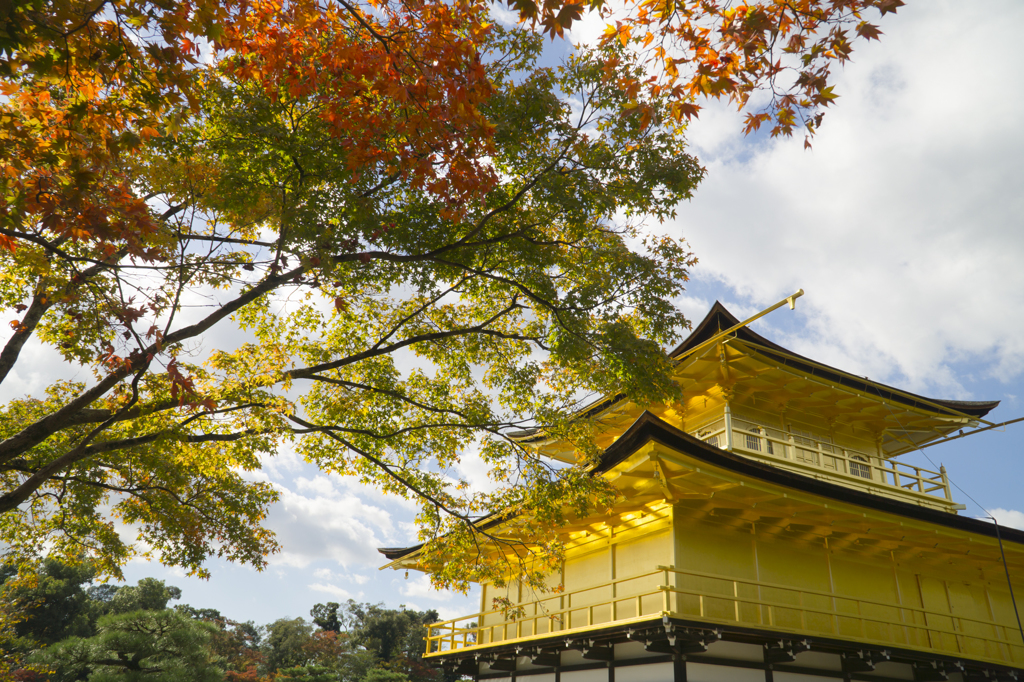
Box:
left=0, top=266, right=306, bottom=467
left=287, top=299, right=527, bottom=380
left=0, top=258, right=117, bottom=386
left=285, top=414, right=480, bottom=524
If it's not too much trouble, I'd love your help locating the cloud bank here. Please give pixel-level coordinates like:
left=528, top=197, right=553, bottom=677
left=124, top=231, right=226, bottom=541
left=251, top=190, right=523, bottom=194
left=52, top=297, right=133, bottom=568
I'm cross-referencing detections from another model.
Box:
left=665, top=0, right=1024, bottom=396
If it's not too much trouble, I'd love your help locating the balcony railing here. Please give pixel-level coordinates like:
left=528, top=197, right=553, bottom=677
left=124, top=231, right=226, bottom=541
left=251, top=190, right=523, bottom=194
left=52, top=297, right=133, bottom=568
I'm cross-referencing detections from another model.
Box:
left=425, top=566, right=1023, bottom=667
left=428, top=569, right=670, bottom=655
left=691, top=416, right=956, bottom=509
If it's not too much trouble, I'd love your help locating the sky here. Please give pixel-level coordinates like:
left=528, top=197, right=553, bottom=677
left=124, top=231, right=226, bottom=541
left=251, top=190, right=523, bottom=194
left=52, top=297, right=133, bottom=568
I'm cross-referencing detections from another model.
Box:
left=11, top=0, right=1024, bottom=629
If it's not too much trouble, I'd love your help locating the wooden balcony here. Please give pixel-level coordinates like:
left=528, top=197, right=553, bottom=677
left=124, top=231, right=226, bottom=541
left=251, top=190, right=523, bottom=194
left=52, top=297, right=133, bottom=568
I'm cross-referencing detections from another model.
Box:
left=691, top=416, right=959, bottom=511
left=425, top=566, right=1024, bottom=667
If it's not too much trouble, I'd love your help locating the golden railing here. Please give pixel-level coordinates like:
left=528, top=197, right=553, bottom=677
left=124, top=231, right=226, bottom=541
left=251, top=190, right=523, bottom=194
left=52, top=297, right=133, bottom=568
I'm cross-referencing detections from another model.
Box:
left=425, top=566, right=1023, bottom=667
left=692, top=417, right=955, bottom=509
left=426, top=568, right=669, bottom=654
left=659, top=565, right=1021, bottom=665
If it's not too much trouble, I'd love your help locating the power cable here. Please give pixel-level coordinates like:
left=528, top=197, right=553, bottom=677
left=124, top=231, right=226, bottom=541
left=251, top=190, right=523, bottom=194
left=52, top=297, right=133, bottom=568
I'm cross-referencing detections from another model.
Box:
left=992, top=520, right=1024, bottom=649
left=870, top=386, right=1024, bottom=648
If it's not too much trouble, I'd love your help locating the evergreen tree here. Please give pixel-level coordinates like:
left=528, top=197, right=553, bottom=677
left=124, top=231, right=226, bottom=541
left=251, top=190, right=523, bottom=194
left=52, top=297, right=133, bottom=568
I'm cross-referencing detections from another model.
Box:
left=309, top=603, right=342, bottom=633
left=0, top=559, right=95, bottom=649
left=30, top=609, right=222, bottom=682
left=262, top=618, right=315, bottom=673
left=107, top=578, right=181, bottom=615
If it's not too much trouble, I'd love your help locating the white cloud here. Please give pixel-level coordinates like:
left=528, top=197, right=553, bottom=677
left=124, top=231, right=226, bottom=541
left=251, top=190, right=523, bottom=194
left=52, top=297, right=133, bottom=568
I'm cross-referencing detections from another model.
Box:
left=566, top=1, right=611, bottom=47
left=661, top=0, right=1024, bottom=396
left=399, top=574, right=465, bottom=601
left=397, top=521, right=419, bottom=543
left=313, top=567, right=370, bottom=585
left=331, top=474, right=420, bottom=512
left=395, top=577, right=482, bottom=622
left=0, top=339, right=83, bottom=403
left=434, top=604, right=477, bottom=622
left=986, top=508, right=1024, bottom=532
left=400, top=584, right=483, bottom=622
left=309, top=582, right=356, bottom=599
left=453, top=444, right=501, bottom=496
left=488, top=1, right=522, bottom=27
left=264, top=443, right=307, bottom=479
left=296, top=475, right=341, bottom=498
left=396, top=598, right=479, bottom=622
left=267, top=479, right=397, bottom=569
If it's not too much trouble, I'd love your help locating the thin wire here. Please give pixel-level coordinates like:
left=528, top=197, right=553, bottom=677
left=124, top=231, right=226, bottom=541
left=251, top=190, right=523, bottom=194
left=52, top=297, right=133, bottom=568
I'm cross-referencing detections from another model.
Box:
left=870, top=387, right=1024, bottom=647
left=992, top=519, right=1024, bottom=646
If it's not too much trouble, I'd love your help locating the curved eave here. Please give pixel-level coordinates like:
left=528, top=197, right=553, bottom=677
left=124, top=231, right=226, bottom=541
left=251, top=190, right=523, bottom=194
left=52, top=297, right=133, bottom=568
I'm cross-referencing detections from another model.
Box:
left=380, top=411, right=1024, bottom=566
left=379, top=547, right=417, bottom=561
left=670, top=302, right=999, bottom=420
left=509, top=303, right=998, bottom=449
left=602, top=411, right=1024, bottom=546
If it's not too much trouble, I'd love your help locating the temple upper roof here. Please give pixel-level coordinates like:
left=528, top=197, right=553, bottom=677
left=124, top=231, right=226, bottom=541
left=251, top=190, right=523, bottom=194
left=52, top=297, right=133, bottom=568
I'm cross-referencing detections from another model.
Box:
left=379, top=410, right=1024, bottom=564
left=671, top=301, right=998, bottom=419
left=531, top=302, right=1000, bottom=459
left=380, top=303, right=1007, bottom=564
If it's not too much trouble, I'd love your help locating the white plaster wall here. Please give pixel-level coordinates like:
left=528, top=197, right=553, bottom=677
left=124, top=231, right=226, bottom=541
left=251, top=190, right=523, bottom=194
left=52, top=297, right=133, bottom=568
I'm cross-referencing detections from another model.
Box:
left=787, top=651, right=842, bottom=671
left=775, top=673, right=840, bottom=682
left=562, top=669, right=610, bottom=682
left=613, top=661, right=673, bottom=681
left=687, top=662, right=765, bottom=682
left=691, top=640, right=764, bottom=662
left=859, top=661, right=915, bottom=680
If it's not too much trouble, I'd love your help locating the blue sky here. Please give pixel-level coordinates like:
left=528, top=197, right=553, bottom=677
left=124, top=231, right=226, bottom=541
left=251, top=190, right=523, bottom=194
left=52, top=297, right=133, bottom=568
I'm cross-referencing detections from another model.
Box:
left=47, top=0, right=1024, bottom=627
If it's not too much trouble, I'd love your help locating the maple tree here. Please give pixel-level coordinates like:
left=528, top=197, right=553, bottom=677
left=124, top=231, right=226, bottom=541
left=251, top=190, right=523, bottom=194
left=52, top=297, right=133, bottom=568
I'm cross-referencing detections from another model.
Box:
left=0, top=0, right=903, bottom=592
left=0, top=17, right=700, bottom=588
left=0, top=0, right=230, bottom=257
left=595, top=0, right=906, bottom=143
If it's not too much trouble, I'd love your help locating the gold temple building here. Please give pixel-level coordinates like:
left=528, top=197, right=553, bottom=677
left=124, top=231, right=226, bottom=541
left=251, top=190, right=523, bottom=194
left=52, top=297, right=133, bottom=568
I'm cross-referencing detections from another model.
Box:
left=380, top=302, right=1024, bottom=682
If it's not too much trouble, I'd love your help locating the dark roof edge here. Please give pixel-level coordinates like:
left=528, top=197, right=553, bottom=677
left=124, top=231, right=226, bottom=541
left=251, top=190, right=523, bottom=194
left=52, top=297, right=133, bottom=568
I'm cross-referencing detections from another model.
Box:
left=380, top=411, right=1024, bottom=562
left=668, top=302, right=999, bottom=419
left=598, top=411, right=1024, bottom=547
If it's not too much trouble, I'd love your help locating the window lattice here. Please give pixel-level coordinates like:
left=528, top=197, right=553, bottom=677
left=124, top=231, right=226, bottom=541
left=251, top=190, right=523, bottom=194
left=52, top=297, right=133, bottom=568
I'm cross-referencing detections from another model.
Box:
left=850, top=457, right=872, bottom=479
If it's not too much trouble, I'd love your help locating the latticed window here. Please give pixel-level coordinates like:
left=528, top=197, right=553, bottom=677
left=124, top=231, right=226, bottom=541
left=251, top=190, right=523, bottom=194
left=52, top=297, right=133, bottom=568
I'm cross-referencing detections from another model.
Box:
left=850, top=456, right=872, bottom=479
left=743, top=426, right=774, bottom=454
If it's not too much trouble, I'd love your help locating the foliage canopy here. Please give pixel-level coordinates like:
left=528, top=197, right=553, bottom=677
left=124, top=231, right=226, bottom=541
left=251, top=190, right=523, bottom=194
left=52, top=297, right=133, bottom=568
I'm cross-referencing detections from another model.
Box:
left=0, top=0, right=902, bottom=590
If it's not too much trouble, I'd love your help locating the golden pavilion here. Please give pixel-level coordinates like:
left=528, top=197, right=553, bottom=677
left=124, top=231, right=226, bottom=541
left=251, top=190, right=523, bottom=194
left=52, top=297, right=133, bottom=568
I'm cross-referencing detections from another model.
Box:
left=380, top=301, right=1024, bottom=682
